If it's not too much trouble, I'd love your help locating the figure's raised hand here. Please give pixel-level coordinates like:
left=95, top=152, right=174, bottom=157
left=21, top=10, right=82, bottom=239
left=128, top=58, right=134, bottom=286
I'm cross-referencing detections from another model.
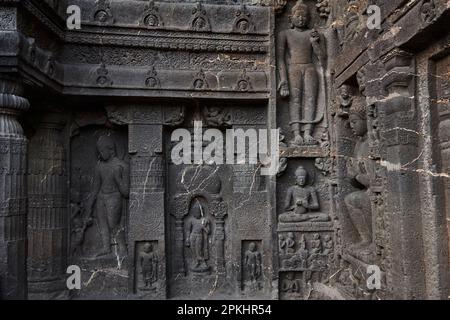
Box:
left=278, top=81, right=289, bottom=98
left=310, top=29, right=320, bottom=42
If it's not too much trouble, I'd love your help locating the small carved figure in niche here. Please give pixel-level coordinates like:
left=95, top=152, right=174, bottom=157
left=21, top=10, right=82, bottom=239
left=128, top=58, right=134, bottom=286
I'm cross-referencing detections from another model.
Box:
left=279, top=166, right=329, bottom=223
left=337, top=84, right=354, bottom=116
left=237, top=19, right=250, bottom=33
left=235, top=69, right=253, bottom=92
left=280, top=232, right=296, bottom=254
left=95, top=9, right=109, bottom=23
left=345, top=100, right=373, bottom=257
left=139, top=243, right=158, bottom=290
left=141, top=0, right=163, bottom=28
left=203, top=106, right=231, bottom=127
left=238, top=79, right=249, bottom=92
left=193, top=17, right=206, bottom=30
left=145, top=67, right=160, bottom=89
left=309, top=233, right=322, bottom=254
left=185, top=200, right=210, bottom=272
left=322, top=235, right=333, bottom=255
left=93, top=0, right=113, bottom=24
left=281, top=272, right=300, bottom=293
left=86, top=135, right=129, bottom=258
left=145, top=14, right=157, bottom=27
left=282, top=235, right=308, bottom=269
left=191, top=2, right=210, bottom=32
left=193, top=69, right=209, bottom=90
left=233, top=5, right=254, bottom=34
left=277, top=0, right=326, bottom=146
left=245, top=242, right=262, bottom=283
left=308, top=234, right=327, bottom=270
left=296, top=235, right=308, bottom=268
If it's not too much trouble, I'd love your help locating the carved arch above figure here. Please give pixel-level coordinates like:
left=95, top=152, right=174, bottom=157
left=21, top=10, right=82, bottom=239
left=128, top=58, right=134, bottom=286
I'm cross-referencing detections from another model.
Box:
left=92, top=0, right=114, bottom=25
left=140, top=0, right=164, bottom=28
left=190, top=2, right=211, bottom=32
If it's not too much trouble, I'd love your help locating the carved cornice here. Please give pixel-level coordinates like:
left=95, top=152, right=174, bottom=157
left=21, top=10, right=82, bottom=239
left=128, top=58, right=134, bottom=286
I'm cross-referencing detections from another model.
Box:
left=22, top=0, right=65, bottom=39
left=21, top=0, right=270, bottom=53
left=64, top=30, right=268, bottom=53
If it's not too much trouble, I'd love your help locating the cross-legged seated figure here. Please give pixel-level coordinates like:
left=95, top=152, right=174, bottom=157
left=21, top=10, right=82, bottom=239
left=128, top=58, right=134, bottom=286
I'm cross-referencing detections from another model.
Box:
left=279, top=166, right=329, bottom=223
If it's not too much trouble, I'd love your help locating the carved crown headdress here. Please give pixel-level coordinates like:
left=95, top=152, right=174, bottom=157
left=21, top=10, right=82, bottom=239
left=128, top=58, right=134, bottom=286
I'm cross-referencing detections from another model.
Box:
left=349, top=101, right=367, bottom=119
left=291, top=0, right=309, bottom=17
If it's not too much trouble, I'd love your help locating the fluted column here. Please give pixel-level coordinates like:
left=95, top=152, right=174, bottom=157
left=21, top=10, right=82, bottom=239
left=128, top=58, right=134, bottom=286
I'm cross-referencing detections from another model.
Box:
left=0, top=78, right=29, bottom=299
left=27, top=112, right=68, bottom=299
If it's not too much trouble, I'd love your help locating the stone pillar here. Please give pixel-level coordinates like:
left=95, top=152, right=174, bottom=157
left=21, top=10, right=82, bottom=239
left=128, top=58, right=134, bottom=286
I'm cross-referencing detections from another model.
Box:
left=27, top=112, right=68, bottom=299
left=438, top=118, right=450, bottom=267
left=0, top=78, right=29, bottom=299
left=378, top=49, right=426, bottom=298
left=128, top=118, right=167, bottom=298
left=231, top=123, right=270, bottom=297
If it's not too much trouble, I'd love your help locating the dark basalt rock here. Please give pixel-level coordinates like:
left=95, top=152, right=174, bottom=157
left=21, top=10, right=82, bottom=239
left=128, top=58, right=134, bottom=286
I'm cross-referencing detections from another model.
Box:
left=0, top=0, right=449, bottom=300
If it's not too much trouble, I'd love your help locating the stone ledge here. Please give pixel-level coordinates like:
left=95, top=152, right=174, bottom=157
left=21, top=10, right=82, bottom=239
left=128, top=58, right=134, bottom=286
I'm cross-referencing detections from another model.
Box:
left=277, top=221, right=333, bottom=232
left=280, top=146, right=329, bottom=158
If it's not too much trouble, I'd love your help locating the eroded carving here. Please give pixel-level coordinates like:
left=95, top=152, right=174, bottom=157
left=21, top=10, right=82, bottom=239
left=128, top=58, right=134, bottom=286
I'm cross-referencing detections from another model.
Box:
left=185, top=200, right=211, bottom=273
left=145, top=66, right=161, bottom=89
left=140, top=0, right=164, bottom=28
left=344, top=96, right=373, bottom=260
left=233, top=5, right=255, bottom=34
left=192, top=69, right=209, bottom=90
left=243, top=241, right=262, bottom=292
left=93, top=0, right=114, bottom=25
left=190, top=2, right=211, bottom=32
left=138, top=242, right=158, bottom=291
left=235, top=69, right=253, bottom=92
left=203, top=106, right=231, bottom=127
left=86, top=135, right=129, bottom=258
left=96, top=63, right=113, bottom=87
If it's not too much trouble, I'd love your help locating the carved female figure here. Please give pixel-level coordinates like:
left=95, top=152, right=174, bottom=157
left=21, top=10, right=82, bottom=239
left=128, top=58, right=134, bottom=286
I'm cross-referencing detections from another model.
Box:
left=87, top=135, right=129, bottom=258
left=344, top=104, right=373, bottom=256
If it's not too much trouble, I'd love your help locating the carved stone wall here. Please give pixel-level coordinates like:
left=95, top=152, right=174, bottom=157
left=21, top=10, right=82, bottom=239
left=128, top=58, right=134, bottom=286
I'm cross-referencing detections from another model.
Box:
left=0, top=0, right=449, bottom=300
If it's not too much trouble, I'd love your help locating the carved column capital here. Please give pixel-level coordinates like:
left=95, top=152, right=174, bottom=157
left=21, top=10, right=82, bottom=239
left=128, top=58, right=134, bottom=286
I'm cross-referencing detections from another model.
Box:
left=0, top=78, right=29, bottom=116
